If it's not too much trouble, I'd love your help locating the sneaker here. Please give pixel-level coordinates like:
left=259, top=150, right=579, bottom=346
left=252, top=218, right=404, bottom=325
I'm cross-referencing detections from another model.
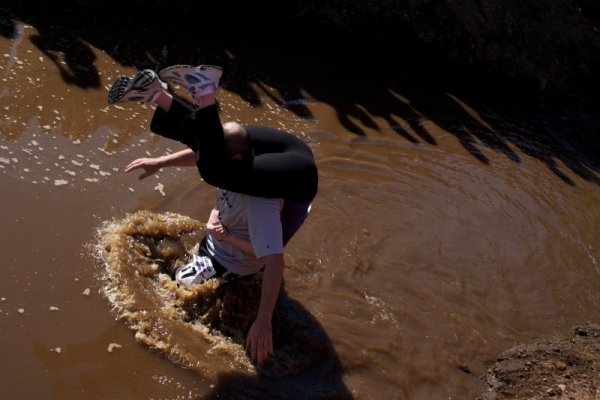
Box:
left=107, top=69, right=167, bottom=104
left=159, top=64, right=223, bottom=102
left=175, top=254, right=217, bottom=288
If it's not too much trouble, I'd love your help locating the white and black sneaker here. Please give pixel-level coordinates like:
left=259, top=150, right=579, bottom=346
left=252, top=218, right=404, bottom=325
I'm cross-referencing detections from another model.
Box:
left=107, top=69, right=167, bottom=104
left=175, top=254, right=217, bottom=288
left=159, top=64, right=223, bottom=103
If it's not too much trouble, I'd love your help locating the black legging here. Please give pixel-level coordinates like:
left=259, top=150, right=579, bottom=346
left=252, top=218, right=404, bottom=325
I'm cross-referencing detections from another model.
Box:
left=149, top=97, right=318, bottom=203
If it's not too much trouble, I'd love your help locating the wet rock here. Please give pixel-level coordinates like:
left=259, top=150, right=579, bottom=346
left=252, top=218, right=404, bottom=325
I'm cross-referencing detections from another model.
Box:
left=478, top=323, right=600, bottom=400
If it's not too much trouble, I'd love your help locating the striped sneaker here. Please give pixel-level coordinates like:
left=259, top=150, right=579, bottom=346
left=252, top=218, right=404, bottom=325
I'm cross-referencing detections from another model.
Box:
left=175, top=254, right=217, bottom=288
left=107, top=69, right=167, bottom=104
left=159, top=64, right=223, bottom=103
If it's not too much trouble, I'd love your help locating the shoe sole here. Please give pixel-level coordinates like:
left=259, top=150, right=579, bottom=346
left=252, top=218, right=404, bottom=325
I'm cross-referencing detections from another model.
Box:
left=107, top=76, right=132, bottom=104
left=107, top=70, right=163, bottom=104
left=159, top=64, right=223, bottom=88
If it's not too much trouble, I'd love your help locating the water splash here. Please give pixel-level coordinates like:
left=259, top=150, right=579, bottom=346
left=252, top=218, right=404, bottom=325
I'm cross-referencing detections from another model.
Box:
left=92, top=211, right=351, bottom=399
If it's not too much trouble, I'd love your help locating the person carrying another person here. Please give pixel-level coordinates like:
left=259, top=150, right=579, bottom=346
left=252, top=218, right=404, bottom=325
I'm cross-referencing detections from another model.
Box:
left=107, top=64, right=318, bottom=365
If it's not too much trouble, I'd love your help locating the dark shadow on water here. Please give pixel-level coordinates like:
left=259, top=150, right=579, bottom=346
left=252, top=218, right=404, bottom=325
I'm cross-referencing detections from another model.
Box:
left=201, top=290, right=352, bottom=400
left=30, top=31, right=100, bottom=88
left=132, top=232, right=352, bottom=399
left=1, top=1, right=598, bottom=185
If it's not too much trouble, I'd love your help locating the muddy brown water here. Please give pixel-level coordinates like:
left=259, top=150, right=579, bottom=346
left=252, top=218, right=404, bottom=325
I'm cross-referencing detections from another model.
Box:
left=1, top=22, right=599, bottom=400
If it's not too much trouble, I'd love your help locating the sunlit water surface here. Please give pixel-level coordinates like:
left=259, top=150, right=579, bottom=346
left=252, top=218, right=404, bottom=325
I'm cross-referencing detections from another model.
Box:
left=0, top=23, right=599, bottom=400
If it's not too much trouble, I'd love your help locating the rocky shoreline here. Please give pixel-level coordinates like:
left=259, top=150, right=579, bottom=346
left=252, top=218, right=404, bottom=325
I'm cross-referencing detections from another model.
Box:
left=478, top=324, right=600, bottom=400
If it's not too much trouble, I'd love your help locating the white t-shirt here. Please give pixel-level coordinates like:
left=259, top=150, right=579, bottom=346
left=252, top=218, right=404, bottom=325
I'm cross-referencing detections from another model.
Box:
left=205, top=188, right=284, bottom=275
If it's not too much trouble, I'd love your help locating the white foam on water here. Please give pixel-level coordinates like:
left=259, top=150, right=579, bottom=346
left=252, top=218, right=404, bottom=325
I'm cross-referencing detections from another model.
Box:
left=107, top=343, right=122, bottom=352
left=154, top=182, right=165, bottom=196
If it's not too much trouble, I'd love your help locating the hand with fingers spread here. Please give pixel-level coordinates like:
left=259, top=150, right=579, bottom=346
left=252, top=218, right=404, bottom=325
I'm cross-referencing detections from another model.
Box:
left=124, top=149, right=196, bottom=180
left=124, top=157, right=163, bottom=180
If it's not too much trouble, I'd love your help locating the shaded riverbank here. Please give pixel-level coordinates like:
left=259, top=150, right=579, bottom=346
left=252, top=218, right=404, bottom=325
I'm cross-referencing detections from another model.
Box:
left=2, top=1, right=599, bottom=95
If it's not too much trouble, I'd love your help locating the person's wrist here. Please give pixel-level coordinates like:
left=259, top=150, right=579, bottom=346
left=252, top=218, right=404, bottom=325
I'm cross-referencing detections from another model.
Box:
left=255, top=312, right=273, bottom=323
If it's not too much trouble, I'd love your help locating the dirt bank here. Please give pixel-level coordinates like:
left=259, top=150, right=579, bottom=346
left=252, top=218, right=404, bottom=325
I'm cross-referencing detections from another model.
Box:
left=2, top=0, right=599, bottom=101
left=478, top=324, right=600, bottom=400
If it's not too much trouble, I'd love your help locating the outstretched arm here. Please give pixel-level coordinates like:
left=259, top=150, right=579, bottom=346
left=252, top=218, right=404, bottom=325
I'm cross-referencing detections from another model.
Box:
left=124, top=148, right=196, bottom=179
left=246, top=253, right=284, bottom=365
